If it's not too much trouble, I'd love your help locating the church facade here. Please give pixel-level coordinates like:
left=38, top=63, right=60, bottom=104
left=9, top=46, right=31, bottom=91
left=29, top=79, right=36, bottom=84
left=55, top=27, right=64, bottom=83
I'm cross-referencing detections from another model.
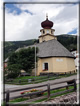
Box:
left=36, top=15, right=76, bottom=75
left=16, top=15, right=76, bottom=76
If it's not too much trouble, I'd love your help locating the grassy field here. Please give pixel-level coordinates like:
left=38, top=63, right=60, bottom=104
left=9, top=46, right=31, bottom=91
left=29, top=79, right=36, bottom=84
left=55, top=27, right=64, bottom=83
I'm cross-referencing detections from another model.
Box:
left=34, top=86, right=74, bottom=103
left=5, top=73, right=77, bottom=85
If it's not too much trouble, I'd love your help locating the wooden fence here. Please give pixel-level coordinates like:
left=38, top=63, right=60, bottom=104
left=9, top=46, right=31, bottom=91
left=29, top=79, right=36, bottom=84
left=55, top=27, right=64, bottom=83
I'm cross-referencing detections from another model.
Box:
left=5, top=72, right=76, bottom=85
left=4, top=79, right=77, bottom=106
left=5, top=75, right=59, bottom=84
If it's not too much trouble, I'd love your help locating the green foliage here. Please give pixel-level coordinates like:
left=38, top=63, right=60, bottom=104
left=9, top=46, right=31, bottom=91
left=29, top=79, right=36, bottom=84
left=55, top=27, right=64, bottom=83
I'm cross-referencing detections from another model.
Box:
left=4, top=39, right=37, bottom=59
left=7, top=47, right=38, bottom=78
left=57, top=35, right=77, bottom=51
left=6, top=64, right=21, bottom=78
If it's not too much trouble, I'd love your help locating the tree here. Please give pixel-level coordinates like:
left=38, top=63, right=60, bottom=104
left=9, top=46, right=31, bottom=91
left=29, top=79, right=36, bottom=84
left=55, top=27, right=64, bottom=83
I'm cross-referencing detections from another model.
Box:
left=6, top=64, right=21, bottom=78
left=7, top=47, right=38, bottom=78
left=17, top=47, right=38, bottom=72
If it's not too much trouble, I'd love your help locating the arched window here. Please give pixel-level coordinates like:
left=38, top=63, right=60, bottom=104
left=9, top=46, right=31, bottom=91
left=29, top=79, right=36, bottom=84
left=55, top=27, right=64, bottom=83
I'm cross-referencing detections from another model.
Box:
left=51, top=30, right=53, bottom=34
left=43, top=30, right=45, bottom=34
left=46, top=30, right=49, bottom=33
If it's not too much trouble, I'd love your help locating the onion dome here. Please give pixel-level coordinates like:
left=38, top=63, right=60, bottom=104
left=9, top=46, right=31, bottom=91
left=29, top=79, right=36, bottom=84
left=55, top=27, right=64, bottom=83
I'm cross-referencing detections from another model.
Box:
left=41, top=14, right=53, bottom=29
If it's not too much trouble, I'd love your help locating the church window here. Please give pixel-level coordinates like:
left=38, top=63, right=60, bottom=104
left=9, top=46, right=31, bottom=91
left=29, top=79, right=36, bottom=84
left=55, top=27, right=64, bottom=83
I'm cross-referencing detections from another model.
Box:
left=43, top=63, right=48, bottom=71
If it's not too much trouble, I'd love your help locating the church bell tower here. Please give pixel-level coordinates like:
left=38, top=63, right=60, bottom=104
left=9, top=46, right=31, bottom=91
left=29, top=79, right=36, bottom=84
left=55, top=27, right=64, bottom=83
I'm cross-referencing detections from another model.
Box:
left=39, top=14, right=57, bottom=43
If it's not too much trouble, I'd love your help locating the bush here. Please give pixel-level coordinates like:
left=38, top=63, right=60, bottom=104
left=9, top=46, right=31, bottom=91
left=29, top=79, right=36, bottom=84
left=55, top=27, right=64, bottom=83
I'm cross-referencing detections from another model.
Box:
left=7, top=47, right=38, bottom=78
left=6, top=64, right=21, bottom=79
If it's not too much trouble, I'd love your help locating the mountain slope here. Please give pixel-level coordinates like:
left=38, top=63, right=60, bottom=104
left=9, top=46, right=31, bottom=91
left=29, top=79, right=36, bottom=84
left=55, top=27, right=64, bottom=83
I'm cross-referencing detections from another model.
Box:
left=4, top=35, right=77, bottom=59
left=4, top=39, right=37, bottom=59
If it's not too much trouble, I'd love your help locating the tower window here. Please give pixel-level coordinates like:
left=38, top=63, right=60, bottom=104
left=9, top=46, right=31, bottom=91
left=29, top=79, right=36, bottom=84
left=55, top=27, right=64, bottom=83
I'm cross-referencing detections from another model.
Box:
left=46, top=30, right=49, bottom=33
left=51, top=30, right=53, bottom=34
left=43, top=30, right=45, bottom=34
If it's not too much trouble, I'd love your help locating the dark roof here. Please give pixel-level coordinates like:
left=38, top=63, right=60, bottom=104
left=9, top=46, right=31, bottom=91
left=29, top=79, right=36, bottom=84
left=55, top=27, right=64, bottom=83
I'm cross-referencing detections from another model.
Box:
left=36, top=39, right=75, bottom=58
left=16, top=39, right=75, bottom=58
left=41, top=18, right=53, bottom=29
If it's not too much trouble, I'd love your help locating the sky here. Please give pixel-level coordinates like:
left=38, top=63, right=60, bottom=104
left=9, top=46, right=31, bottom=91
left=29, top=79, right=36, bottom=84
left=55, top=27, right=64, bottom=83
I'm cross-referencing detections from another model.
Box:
left=0, top=0, right=79, bottom=103
left=5, top=1, right=78, bottom=41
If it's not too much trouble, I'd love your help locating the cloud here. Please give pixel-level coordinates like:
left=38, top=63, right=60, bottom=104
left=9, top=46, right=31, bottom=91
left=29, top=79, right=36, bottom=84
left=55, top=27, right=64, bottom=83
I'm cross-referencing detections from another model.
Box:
left=52, top=4, right=78, bottom=35
left=4, top=0, right=79, bottom=2
left=5, top=4, right=22, bottom=15
left=5, top=3, right=78, bottom=41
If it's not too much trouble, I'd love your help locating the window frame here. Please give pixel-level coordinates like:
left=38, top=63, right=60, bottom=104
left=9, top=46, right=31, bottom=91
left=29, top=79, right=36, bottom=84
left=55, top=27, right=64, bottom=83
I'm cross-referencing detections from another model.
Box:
left=43, top=62, right=48, bottom=71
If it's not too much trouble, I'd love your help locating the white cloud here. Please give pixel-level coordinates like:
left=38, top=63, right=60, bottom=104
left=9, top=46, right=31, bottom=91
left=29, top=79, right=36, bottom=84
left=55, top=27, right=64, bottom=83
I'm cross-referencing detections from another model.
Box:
left=5, top=3, right=78, bottom=41
left=4, top=0, right=79, bottom=2
left=54, top=19, right=77, bottom=35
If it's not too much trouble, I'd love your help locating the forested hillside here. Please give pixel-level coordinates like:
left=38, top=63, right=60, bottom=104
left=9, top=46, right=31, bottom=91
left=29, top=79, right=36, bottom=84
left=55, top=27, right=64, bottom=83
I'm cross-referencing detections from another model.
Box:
left=57, top=34, right=77, bottom=51
left=4, top=39, right=37, bottom=59
left=4, top=35, right=77, bottom=59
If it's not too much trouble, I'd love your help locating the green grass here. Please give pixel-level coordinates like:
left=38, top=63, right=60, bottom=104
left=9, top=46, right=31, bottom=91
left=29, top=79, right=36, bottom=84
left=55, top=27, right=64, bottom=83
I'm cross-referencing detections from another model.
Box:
left=15, top=76, right=39, bottom=80
left=34, top=86, right=74, bottom=103
left=34, top=90, right=74, bottom=103
left=10, top=97, right=28, bottom=103
left=5, top=75, right=48, bottom=85
left=9, top=85, right=74, bottom=103
left=5, top=73, right=77, bottom=85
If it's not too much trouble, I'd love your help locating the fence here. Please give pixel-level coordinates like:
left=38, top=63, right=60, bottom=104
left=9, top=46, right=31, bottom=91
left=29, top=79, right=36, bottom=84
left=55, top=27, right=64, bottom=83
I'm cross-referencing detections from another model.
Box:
left=4, top=79, right=77, bottom=106
left=5, top=72, right=76, bottom=85
left=5, top=75, right=59, bottom=84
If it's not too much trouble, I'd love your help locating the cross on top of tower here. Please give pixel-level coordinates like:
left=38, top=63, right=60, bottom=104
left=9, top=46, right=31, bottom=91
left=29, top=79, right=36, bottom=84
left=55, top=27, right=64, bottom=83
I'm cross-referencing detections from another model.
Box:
left=46, top=13, right=48, bottom=19
left=41, top=14, right=53, bottom=29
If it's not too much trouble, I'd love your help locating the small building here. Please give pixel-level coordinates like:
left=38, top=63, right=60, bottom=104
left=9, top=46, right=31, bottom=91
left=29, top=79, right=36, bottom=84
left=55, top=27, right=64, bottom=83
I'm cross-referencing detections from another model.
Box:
left=36, top=15, right=76, bottom=75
